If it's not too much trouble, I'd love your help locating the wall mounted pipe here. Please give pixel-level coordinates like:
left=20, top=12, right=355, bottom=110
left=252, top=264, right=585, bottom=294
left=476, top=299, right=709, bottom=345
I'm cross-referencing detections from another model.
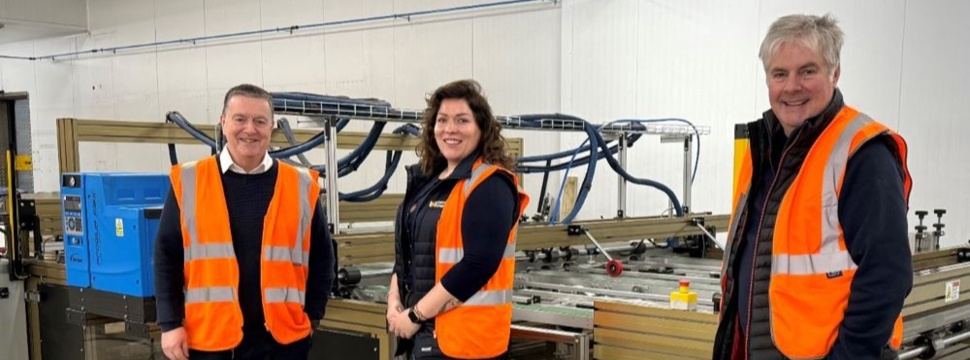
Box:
left=1, top=0, right=554, bottom=61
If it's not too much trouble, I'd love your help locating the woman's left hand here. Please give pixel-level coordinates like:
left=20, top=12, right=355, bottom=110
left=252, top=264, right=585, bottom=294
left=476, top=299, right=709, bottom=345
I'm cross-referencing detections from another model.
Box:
left=390, top=308, right=421, bottom=339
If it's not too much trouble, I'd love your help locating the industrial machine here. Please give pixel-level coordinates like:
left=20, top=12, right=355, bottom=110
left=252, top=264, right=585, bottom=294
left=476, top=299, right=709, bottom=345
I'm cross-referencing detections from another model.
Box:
left=328, top=216, right=727, bottom=360
left=1, top=258, right=30, bottom=360
left=61, top=172, right=169, bottom=337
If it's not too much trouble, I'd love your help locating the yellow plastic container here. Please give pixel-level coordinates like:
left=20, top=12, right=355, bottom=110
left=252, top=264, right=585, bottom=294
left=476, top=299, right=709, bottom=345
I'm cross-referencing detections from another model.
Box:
left=670, top=279, right=698, bottom=311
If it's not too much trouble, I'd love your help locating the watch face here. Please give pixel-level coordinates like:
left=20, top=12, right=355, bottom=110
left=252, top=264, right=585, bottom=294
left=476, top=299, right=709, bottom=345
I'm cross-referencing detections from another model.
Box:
left=408, top=308, right=420, bottom=323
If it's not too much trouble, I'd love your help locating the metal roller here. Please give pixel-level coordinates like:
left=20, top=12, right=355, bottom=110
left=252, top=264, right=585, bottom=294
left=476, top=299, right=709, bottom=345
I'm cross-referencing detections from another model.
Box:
left=336, top=266, right=393, bottom=285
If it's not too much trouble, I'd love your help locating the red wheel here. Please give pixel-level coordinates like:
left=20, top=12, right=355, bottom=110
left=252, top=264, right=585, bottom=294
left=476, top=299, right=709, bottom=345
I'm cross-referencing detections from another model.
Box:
left=606, top=260, right=624, bottom=277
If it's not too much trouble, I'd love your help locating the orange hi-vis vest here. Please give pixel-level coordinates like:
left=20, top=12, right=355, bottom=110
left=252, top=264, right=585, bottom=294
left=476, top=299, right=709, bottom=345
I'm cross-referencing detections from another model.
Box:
left=724, top=106, right=912, bottom=359
left=171, top=156, right=321, bottom=351
left=434, top=159, right=530, bottom=359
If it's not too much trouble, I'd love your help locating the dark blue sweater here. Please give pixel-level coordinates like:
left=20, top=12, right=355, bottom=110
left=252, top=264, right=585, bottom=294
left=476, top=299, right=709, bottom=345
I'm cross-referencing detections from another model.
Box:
left=153, top=161, right=334, bottom=333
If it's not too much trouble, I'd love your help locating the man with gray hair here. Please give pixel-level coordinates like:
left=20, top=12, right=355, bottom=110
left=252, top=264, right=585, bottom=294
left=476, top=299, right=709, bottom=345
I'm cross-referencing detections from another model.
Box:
left=713, top=14, right=913, bottom=359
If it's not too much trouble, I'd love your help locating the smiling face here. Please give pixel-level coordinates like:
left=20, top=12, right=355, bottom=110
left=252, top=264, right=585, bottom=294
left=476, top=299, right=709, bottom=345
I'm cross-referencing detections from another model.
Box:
left=219, top=95, right=273, bottom=171
left=434, top=98, right=482, bottom=171
left=766, top=40, right=840, bottom=135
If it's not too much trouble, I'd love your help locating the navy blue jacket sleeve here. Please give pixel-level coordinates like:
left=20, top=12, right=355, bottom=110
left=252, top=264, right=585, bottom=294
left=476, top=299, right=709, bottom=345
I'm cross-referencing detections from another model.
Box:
left=304, top=200, right=335, bottom=321
left=439, top=174, right=518, bottom=302
left=153, top=186, right=185, bottom=332
left=829, top=137, right=912, bottom=359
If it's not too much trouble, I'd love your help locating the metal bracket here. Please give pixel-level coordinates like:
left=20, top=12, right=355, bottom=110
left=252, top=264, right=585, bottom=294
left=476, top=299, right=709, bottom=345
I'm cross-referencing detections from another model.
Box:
left=17, top=199, right=42, bottom=260
left=65, top=307, right=88, bottom=326
left=566, top=225, right=585, bottom=236
left=692, top=217, right=720, bottom=248
left=957, top=248, right=970, bottom=263
left=125, top=321, right=152, bottom=338
left=25, top=290, right=40, bottom=302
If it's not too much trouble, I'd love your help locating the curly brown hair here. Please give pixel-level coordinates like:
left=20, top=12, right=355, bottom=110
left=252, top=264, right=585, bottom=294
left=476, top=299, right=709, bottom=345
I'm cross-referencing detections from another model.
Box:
left=417, top=79, right=515, bottom=175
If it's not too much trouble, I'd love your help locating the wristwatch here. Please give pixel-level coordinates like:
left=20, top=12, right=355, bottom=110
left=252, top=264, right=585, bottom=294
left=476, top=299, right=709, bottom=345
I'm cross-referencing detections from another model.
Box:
left=407, top=307, right=424, bottom=324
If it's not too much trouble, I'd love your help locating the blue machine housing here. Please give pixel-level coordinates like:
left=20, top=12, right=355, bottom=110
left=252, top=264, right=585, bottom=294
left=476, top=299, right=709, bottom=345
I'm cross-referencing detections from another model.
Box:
left=62, top=172, right=170, bottom=297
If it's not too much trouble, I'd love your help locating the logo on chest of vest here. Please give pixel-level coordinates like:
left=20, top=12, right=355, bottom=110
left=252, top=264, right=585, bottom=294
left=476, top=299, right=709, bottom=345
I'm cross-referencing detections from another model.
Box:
left=428, top=200, right=446, bottom=209
left=826, top=271, right=843, bottom=279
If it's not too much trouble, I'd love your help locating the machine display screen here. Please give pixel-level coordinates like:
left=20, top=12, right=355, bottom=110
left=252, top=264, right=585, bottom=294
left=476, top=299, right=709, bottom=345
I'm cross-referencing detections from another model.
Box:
left=63, top=196, right=82, bottom=212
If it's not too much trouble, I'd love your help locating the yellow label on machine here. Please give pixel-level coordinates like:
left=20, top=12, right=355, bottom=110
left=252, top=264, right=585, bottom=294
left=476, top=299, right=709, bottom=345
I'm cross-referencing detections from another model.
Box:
left=14, top=155, right=32, bottom=171
left=116, top=218, right=124, bottom=237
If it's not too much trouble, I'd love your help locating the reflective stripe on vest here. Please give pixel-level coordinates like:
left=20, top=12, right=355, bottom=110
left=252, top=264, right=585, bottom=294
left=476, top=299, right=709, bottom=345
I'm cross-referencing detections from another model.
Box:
left=771, top=113, right=870, bottom=277
left=463, top=162, right=492, bottom=195
left=261, top=166, right=316, bottom=307
left=263, top=167, right=314, bottom=268
left=438, top=243, right=517, bottom=264
left=180, top=162, right=237, bottom=263
left=186, top=287, right=235, bottom=303
left=434, top=159, right=530, bottom=358
left=264, top=287, right=306, bottom=305
left=465, top=289, right=513, bottom=306
left=439, top=243, right=517, bottom=306
left=179, top=161, right=239, bottom=306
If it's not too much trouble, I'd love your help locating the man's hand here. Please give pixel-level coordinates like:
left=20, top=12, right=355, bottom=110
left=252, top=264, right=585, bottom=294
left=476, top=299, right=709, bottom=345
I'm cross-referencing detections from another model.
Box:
left=389, top=308, right=420, bottom=339
left=161, top=327, right=189, bottom=360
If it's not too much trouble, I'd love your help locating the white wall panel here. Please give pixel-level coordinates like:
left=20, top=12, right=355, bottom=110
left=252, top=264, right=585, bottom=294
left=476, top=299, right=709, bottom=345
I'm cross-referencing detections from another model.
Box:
left=261, top=0, right=324, bottom=27
left=472, top=6, right=561, bottom=205
left=897, top=0, right=970, bottom=247
left=629, top=1, right=760, bottom=219
left=558, top=0, right=638, bottom=221
left=88, top=0, right=153, bottom=29
left=0, top=0, right=966, bottom=243
left=391, top=19, right=474, bottom=108
left=321, top=0, right=395, bottom=102
left=561, top=0, right=760, bottom=221
left=0, top=43, right=35, bottom=91
left=71, top=32, right=115, bottom=119
left=155, top=0, right=208, bottom=121
left=260, top=0, right=327, bottom=92
left=0, top=0, right=87, bottom=27
left=203, top=0, right=264, bottom=121
left=31, top=38, right=77, bottom=192
left=203, top=0, right=264, bottom=85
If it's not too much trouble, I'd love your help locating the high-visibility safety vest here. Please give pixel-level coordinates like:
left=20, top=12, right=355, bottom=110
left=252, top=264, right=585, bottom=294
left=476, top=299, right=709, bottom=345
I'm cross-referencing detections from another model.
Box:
left=725, top=106, right=912, bottom=359
left=434, top=159, right=530, bottom=359
left=171, top=156, right=320, bottom=351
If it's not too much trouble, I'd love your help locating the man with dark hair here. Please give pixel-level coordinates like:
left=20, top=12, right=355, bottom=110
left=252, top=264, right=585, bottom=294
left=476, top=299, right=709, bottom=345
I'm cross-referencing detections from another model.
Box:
left=713, top=14, right=913, bottom=360
left=155, top=84, right=334, bottom=360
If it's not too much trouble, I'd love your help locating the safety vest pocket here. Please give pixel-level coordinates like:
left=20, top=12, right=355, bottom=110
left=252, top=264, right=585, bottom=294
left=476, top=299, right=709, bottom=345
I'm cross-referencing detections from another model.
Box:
left=770, top=274, right=850, bottom=358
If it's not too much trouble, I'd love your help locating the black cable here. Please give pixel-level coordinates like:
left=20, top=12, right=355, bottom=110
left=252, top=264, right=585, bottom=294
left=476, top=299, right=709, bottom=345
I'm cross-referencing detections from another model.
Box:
left=167, top=143, right=179, bottom=165
left=536, top=158, right=551, bottom=214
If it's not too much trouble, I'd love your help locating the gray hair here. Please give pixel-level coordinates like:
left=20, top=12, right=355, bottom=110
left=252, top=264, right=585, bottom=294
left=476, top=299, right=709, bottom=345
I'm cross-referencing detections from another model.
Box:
left=222, top=83, right=274, bottom=116
left=759, top=13, right=844, bottom=77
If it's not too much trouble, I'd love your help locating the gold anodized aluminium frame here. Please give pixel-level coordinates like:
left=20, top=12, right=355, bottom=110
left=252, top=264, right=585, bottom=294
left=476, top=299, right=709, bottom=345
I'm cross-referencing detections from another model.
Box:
left=55, top=117, right=522, bottom=225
